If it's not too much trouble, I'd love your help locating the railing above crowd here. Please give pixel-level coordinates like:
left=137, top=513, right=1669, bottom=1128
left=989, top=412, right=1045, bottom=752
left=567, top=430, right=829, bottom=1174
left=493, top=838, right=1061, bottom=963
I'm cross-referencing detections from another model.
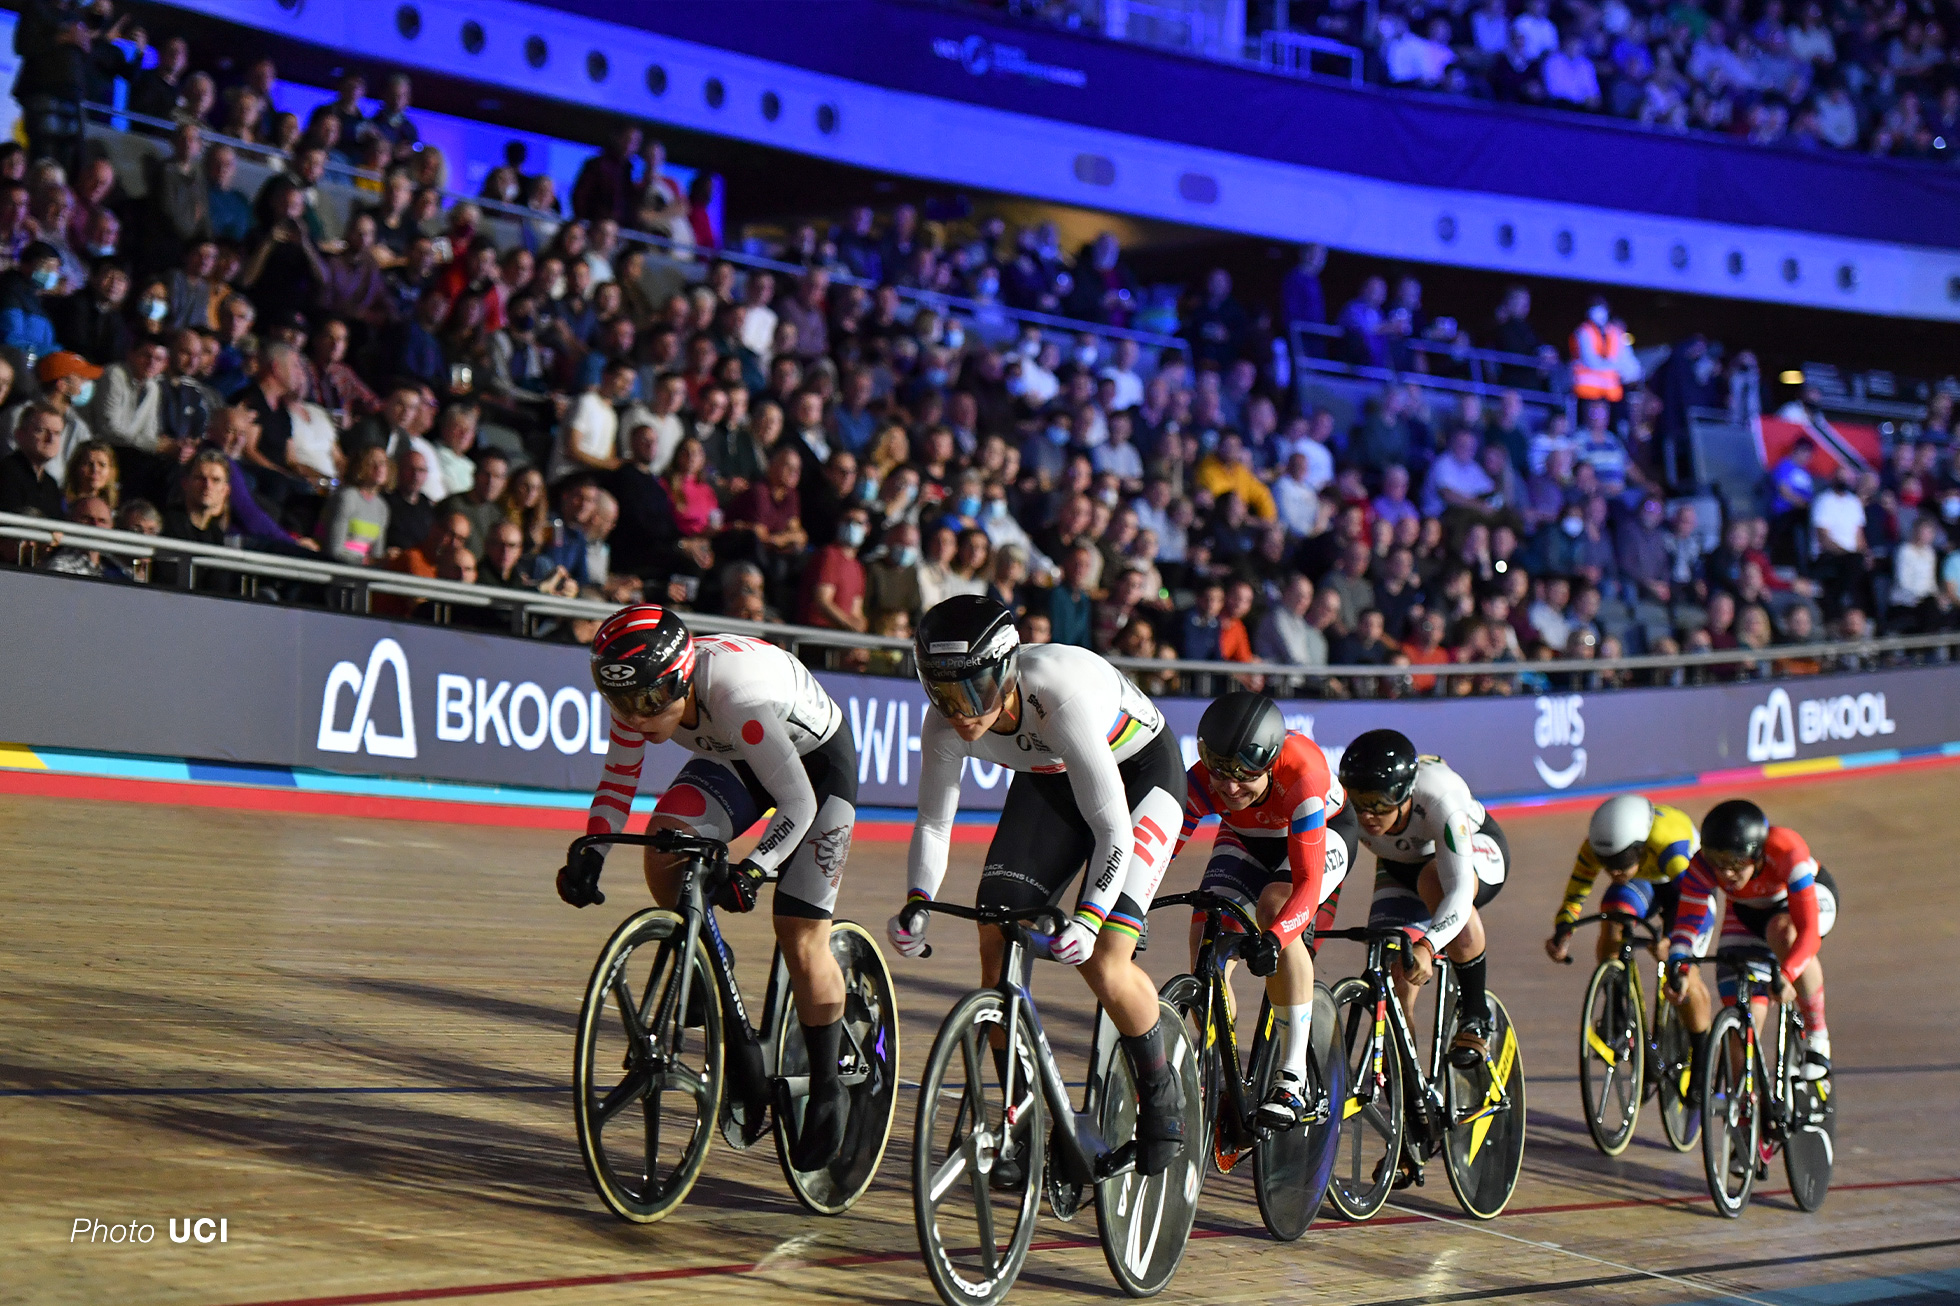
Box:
left=10, top=511, right=1954, bottom=700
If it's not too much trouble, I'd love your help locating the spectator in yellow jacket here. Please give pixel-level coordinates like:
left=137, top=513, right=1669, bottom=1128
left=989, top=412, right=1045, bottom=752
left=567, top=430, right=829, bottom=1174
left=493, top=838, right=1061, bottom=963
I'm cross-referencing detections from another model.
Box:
left=1194, top=433, right=1276, bottom=520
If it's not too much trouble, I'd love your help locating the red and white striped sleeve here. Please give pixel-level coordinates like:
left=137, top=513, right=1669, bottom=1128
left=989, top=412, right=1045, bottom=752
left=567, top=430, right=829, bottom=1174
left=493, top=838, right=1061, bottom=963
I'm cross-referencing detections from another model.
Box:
left=584, top=713, right=647, bottom=856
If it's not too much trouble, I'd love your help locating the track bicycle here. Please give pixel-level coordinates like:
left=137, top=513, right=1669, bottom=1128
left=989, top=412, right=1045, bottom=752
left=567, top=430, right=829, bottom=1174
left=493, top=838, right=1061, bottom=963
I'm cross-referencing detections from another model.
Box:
left=1323, top=925, right=1527, bottom=1222
left=1555, top=909, right=1698, bottom=1155
left=1673, top=944, right=1835, bottom=1217
left=567, top=829, right=900, bottom=1223
left=909, top=900, right=1204, bottom=1305
left=1154, top=888, right=1343, bottom=1241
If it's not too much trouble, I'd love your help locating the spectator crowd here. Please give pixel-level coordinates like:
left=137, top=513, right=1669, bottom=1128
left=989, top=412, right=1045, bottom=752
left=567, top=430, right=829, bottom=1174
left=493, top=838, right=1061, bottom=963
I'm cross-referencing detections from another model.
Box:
left=3, top=0, right=1959, bottom=696
left=991, top=0, right=1960, bottom=161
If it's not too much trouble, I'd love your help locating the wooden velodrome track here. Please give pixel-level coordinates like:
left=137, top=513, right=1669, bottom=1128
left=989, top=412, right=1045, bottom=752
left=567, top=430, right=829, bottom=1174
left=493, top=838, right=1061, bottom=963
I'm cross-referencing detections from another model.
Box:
left=4, top=764, right=1959, bottom=1306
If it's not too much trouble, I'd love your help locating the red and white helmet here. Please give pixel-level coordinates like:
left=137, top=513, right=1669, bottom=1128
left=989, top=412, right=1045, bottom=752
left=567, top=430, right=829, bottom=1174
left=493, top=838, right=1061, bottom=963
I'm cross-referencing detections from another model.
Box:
left=590, top=604, right=696, bottom=717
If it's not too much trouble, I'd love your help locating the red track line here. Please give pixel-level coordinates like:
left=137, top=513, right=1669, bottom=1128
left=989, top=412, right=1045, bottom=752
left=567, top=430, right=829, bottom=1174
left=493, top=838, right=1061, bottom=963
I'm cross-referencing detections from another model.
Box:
left=210, top=1174, right=1960, bottom=1306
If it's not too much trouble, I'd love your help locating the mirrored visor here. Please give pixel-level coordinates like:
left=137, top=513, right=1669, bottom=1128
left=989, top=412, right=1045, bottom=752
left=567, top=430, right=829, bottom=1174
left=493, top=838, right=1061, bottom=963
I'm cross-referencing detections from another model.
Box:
left=921, top=663, right=1008, bottom=720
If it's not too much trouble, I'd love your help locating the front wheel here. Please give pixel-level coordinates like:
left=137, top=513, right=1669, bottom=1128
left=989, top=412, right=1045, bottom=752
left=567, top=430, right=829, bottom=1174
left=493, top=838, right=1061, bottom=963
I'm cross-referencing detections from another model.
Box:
left=1159, top=973, right=1226, bottom=1178
left=573, top=909, right=723, bottom=1224
left=1701, top=1005, right=1760, bottom=1219
left=1251, top=984, right=1345, bottom=1241
left=913, top=990, right=1045, bottom=1306
left=1578, top=958, right=1643, bottom=1157
left=775, top=920, right=902, bottom=1215
left=1326, top=976, right=1404, bottom=1222
left=1442, top=993, right=1527, bottom=1220
left=1653, top=994, right=1699, bottom=1152
left=1094, top=997, right=1204, bottom=1298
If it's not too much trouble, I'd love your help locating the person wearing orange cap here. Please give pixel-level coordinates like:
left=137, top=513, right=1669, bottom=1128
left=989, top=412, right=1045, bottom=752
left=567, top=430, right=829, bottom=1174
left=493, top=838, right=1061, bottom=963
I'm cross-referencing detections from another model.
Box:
left=0, top=350, right=98, bottom=484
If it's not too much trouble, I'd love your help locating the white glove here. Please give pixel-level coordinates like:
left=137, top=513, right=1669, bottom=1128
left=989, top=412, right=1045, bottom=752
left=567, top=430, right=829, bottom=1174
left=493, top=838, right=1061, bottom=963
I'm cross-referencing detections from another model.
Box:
left=1049, top=917, right=1101, bottom=967
left=887, top=902, right=930, bottom=958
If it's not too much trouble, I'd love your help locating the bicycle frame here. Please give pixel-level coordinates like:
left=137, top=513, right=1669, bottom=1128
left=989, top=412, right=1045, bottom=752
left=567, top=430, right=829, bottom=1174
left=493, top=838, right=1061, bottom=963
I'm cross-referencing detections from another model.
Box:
left=1153, top=889, right=1286, bottom=1148
left=920, top=901, right=1132, bottom=1186
left=1563, top=909, right=1670, bottom=1082
left=1682, top=946, right=1803, bottom=1143
left=1326, top=928, right=1502, bottom=1160
left=566, top=831, right=868, bottom=1102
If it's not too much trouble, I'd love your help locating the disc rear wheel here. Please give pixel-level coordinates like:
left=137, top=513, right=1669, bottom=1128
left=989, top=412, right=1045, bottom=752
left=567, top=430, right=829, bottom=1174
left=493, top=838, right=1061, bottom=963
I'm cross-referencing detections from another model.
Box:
left=1442, top=993, right=1527, bottom=1220
left=1252, top=984, right=1344, bottom=1241
left=775, top=920, right=902, bottom=1214
left=1653, top=993, right=1699, bottom=1152
left=1094, top=997, right=1204, bottom=1297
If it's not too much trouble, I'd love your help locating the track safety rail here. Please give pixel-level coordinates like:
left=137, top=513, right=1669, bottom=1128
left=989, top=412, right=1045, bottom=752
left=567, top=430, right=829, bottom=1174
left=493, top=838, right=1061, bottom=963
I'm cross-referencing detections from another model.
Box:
left=7, top=512, right=1956, bottom=694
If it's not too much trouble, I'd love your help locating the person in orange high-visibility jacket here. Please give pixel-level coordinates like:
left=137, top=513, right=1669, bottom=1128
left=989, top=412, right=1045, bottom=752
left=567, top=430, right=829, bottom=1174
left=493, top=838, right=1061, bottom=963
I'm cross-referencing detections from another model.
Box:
left=1570, top=295, right=1642, bottom=403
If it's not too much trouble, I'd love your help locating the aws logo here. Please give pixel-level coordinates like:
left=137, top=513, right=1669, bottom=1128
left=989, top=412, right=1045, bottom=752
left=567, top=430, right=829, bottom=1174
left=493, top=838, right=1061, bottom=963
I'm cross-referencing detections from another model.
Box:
left=1532, top=694, right=1586, bottom=789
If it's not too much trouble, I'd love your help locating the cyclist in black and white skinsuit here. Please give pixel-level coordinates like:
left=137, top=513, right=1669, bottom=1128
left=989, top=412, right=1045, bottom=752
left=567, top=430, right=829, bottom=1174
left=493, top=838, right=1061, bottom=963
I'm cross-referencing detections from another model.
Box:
left=889, top=595, right=1190, bottom=1176
left=1339, top=729, right=1509, bottom=1070
left=555, top=606, right=859, bottom=1172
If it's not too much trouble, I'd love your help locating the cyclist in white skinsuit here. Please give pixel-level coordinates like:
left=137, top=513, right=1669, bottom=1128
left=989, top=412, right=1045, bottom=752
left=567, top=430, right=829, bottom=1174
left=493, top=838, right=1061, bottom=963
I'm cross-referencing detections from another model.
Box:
left=1339, top=730, right=1509, bottom=1070
left=888, top=595, right=1190, bottom=1177
left=555, top=607, right=858, bottom=1171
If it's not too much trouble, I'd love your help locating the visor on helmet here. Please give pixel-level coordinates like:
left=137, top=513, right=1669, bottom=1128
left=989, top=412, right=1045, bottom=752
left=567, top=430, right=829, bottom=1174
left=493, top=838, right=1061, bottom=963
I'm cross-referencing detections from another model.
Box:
left=1198, top=739, right=1273, bottom=784
left=1348, top=787, right=1412, bottom=816
left=921, top=661, right=1010, bottom=720
left=601, top=668, right=689, bottom=721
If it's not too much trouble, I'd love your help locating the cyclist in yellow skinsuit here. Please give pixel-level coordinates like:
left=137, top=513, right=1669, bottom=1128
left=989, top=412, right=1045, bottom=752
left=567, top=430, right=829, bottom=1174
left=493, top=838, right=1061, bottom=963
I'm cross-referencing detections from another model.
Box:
left=1545, top=794, right=1698, bottom=969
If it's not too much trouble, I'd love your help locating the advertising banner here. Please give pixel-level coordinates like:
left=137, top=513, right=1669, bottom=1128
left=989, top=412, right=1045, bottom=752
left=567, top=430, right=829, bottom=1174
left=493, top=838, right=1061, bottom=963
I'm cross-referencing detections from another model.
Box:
left=3, top=571, right=1956, bottom=811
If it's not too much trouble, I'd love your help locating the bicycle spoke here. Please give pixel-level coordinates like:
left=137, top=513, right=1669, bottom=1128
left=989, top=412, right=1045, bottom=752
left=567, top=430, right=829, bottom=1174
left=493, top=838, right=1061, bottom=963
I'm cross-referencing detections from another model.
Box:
left=971, top=1156, right=999, bottom=1275
left=612, top=970, right=648, bottom=1046
left=596, top=1067, right=652, bottom=1124
left=644, top=1089, right=664, bottom=1187
left=928, top=1141, right=972, bottom=1203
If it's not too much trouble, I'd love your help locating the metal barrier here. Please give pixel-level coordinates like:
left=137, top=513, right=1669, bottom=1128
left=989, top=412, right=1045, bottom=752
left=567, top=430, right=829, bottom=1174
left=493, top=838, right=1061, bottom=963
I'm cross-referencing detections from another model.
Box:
left=1289, top=321, right=1570, bottom=413
left=1254, top=29, right=1364, bottom=87
left=7, top=512, right=1951, bottom=699
left=81, top=103, right=1190, bottom=362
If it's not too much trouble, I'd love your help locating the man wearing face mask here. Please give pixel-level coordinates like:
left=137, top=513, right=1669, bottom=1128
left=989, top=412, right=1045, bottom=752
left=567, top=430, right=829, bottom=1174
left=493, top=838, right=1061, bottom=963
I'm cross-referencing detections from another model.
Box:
left=49, top=258, right=131, bottom=365
left=801, top=504, right=871, bottom=633
left=6, top=350, right=99, bottom=484
left=0, top=242, right=64, bottom=357
left=865, top=520, right=923, bottom=626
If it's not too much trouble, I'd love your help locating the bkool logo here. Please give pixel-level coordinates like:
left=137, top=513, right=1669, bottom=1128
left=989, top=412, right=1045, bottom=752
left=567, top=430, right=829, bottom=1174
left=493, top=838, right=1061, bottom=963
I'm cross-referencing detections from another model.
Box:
left=318, top=639, right=417, bottom=758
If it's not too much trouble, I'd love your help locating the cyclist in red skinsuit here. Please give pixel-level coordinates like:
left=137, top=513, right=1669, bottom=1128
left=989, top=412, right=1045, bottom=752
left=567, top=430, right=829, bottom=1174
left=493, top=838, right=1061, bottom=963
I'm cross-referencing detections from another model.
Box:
left=1668, top=800, right=1839, bottom=1079
left=1173, top=694, right=1358, bottom=1128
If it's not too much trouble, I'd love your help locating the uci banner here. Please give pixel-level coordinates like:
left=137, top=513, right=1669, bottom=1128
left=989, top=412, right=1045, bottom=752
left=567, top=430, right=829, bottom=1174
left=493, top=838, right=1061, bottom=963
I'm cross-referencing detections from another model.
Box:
left=2, top=571, right=1957, bottom=809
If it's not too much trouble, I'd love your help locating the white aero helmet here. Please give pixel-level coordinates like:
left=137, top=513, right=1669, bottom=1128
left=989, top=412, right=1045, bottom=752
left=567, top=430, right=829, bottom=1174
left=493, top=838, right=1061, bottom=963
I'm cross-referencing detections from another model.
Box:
left=1587, top=794, right=1655, bottom=868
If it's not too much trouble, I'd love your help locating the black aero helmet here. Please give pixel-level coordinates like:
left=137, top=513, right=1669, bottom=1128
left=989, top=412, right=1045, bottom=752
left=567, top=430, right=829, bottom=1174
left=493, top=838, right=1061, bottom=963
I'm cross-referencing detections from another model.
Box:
left=1338, top=728, right=1420, bottom=813
left=1197, top=691, right=1286, bottom=782
left=1701, top=799, right=1768, bottom=866
left=590, top=603, right=696, bottom=717
left=915, top=594, right=1019, bottom=719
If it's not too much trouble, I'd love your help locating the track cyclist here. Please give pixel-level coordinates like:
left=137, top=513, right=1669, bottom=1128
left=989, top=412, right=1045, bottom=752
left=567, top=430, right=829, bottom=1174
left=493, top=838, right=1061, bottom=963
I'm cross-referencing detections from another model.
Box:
left=888, top=594, right=1190, bottom=1177
left=1667, top=799, right=1838, bottom=1081
left=556, top=604, right=862, bottom=1170
left=1338, top=729, right=1509, bottom=1072
left=1173, top=691, right=1358, bottom=1128
left=1546, top=795, right=1708, bottom=1028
